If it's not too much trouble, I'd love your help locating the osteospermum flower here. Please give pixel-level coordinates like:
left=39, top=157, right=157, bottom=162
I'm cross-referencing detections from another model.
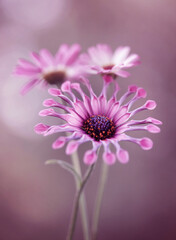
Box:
left=14, top=44, right=85, bottom=94
left=34, top=79, right=162, bottom=165
left=81, top=44, right=140, bottom=79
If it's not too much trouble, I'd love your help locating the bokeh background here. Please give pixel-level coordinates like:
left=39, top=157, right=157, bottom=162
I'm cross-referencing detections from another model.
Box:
left=0, top=0, right=176, bottom=239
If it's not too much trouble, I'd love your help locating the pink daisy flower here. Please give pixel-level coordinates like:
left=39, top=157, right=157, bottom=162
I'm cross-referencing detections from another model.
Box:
left=81, top=44, right=140, bottom=79
left=14, top=44, right=85, bottom=94
left=34, top=79, right=162, bottom=165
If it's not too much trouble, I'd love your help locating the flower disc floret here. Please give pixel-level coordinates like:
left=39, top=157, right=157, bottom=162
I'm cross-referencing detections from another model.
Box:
left=82, top=115, right=116, bottom=141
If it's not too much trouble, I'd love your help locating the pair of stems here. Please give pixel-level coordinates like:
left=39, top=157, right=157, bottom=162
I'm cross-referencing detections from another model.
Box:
left=67, top=151, right=108, bottom=240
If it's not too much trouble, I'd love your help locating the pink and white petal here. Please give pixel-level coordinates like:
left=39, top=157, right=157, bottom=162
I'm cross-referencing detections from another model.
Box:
left=91, top=95, right=99, bottom=115
left=123, top=54, right=140, bottom=67
left=84, top=150, right=98, bottom=165
left=113, top=106, right=128, bottom=121
left=112, top=46, right=130, bottom=65
left=40, top=49, right=54, bottom=66
left=139, top=138, right=153, bottom=150
left=73, top=100, right=89, bottom=119
left=97, top=44, right=112, bottom=64
left=103, top=151, right=116, bottom=165
left=117, top=149, right=129, bottom=164
left=30, top=52, right=43, bottom=67
left=146, top=117, right=162, bottom=125
left=88, top=46, right=104, bottom=65
left=44, top=124, right=78, bottom=136
left=20, top=79, right=41, bottom=95
left=65, top=114, right=82, bottom=126
left=66, top=140, right=79, bottom=154
left=115, top=113, right=131, bottom=125
left=14, top=67, right=41, bottom=76
left=130, top=100, right=156, bottom=117
left=124, top=124, right=161, bottom=133
left=55, top=44, right=68, bottom=63
left=34, top=123, right=50, bottom=134
left=145, top=100, right=157, bottom=110
left=99, top=94, right=107, bottom=114
left=108, top=102, right=120, bottom=119
left=65, top=44, right=81, bottom=66
left=18, top=58, right=37, bottom=69
left=146, top=124, right=161, bottom=133
left=52, top=136, right=66, bottom=149
left=114, top=69, right=130, bottom=78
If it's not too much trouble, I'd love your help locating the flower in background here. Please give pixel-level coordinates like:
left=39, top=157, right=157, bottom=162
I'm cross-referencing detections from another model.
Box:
left=35, top=79, right=161, bottom=165
left=14, top=44, right=85, bottom=94
left=81, top=44, right=140, bottom=80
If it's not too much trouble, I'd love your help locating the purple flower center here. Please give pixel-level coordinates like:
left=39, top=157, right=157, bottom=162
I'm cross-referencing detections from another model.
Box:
left=43, top=71, right=66, bottom=85
left=82, top=115, right=116, bottom=141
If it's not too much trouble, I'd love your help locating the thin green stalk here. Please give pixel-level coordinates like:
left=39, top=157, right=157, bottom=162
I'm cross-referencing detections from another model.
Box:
left=66, top=163, right=95, bottom=240
left=70, top=150, right=90, bottom=240
left=91, top=162, right=109, bottom=240
left=59, top=94, right=89, bottom=240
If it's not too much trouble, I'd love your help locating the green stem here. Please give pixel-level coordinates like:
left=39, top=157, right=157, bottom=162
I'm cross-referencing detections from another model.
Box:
left=91, top=162, right=109, bottom=240
left=68, top=143, right=90, bottom=240
left=60, top=90, right=89, bottom=240
left=66, top=163, right=95, bottom=240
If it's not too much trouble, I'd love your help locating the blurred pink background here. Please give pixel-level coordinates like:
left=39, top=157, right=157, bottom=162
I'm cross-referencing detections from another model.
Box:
left=0, top=0, right=176, bottom=239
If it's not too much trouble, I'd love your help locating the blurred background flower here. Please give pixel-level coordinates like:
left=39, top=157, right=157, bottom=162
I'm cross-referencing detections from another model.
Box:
left=0, top=0, right=175, bottom=239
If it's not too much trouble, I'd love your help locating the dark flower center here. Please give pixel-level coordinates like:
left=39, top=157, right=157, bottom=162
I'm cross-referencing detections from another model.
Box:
left=43, top=71, right=66, bottom=85
left=103, top=64, right=114, bottom=70
left=82, top=115, right=116, bottom=141
left=102, top=64, right=117, bottom=79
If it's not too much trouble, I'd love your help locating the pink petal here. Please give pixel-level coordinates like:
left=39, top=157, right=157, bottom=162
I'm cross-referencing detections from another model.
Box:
left=147, top=124, right=161, bottom=133
left=40, top=49, right=54, bottom=66
left=137, top=88, right=147, bottom=98
left=20, top=79, right=40, bottom=95
left=34, top=123, right=49, bottom=134
left=65, top=44, right=81, bottom=65
left=48, top=88, right=62, bottom=96
left=139, top=138, right=153, bottom=150
left=147, top=117, right=162, bottom=125
left=91, top=95, right=99, bottom=115
left=117, top=149, right=129, bottom=164
left=39, top=108, right=55, bottom=116
left=18, top=58, right=36, bottom=68
left=30, top=52, right=42, bottom=67
left=61, top=81, right=71, bottom=92
left=43, top=98, right=58, bottom=107
left=84, top=150, right=97, bottom=165
left=128, top=85, right=138, bottom=93
left=66, top=140, right=79, bottom=155
left=115, top=69, right=130, bottom=78
left=103, top=152, right=116, bottom=165
left=52, top=137, right=66, bottom=149
left=124, top=54, right=140, bottom=67
left=145, top=100, right=157, bottom=110
left=113, top=46, right=130, bottom=65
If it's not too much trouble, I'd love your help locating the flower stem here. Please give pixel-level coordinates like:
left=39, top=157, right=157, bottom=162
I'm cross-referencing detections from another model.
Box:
left=60, top=93, right=89, bottom=240
left=91, top=162, right=109, bottom=240
left=66, top=163, right=95, bottom=240
left=70, top=151, right=90, bottom=240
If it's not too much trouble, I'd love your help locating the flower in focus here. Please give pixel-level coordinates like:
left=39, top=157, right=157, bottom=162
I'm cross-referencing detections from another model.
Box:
left=14, top=44, right=85, bottom=94
left=81, top=44, right=140, bottom=80
left=35, top=79, right=162, bottom=165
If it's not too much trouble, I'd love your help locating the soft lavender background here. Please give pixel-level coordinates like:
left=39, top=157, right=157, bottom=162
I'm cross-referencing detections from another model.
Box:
left=0, top=0, right=175, bottom=239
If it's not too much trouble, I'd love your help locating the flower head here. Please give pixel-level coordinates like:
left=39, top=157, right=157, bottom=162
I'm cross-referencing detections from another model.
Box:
left=14, top=44, right=85, bottom=94
left=81, top=44, right=140, bottom=80
left=35, top=79, right=162, bottom=165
